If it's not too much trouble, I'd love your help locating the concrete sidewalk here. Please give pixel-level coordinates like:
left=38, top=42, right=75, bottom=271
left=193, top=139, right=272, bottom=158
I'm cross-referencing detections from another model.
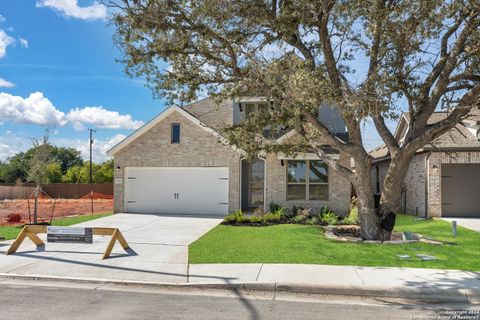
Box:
left=0, top=261, right=478, bottom=304
left=187, top=263, right=480, bottom=303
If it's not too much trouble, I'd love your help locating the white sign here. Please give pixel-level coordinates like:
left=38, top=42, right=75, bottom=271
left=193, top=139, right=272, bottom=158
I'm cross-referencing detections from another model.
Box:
left=115, top=178, right=122, bottom=185
left=47, top=227, right=86, bottom=235
left=47, top=227, right=93, bottom=243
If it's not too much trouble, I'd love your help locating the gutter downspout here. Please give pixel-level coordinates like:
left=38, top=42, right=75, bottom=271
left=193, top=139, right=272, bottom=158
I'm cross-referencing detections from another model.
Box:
left=424, top=151, right=432, bottom=219
left=258, top=154, right=267, bottom=212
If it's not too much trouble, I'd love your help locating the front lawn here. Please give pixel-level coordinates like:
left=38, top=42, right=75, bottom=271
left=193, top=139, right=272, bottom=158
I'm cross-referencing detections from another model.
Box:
left=0, top=212, right=112, bottom=240
left=189, top=214, right=480, bottom=271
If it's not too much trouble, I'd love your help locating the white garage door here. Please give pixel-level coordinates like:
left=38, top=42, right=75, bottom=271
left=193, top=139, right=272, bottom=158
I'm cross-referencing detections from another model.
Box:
left=125, top=167, right=229, bottom=215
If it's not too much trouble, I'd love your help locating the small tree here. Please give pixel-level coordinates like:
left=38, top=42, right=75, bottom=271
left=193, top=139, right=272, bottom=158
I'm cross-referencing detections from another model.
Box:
left=111, top=0, right=480, bottom=240
left=28, top=128, right=54, bottom=224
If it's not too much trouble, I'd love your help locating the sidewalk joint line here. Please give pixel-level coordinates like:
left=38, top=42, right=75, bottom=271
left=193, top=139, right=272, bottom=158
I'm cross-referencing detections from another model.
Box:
left=353, top=266, right=365, bottom=285
left=255, top=264, right=264, bottom=282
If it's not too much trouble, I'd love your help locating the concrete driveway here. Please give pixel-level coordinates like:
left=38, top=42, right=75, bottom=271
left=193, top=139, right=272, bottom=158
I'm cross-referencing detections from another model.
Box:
left=0, top=213, right=222, bottom=283
left=442, top=218, right=480, bottom=232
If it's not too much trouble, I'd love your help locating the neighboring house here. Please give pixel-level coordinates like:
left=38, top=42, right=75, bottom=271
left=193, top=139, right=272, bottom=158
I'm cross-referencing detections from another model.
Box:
left=107, top=97, right=351, bottom=216
left=370, top=107, right=480, bottom=218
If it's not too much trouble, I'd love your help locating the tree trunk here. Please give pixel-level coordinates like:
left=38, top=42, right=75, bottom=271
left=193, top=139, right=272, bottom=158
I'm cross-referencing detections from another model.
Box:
left=351, top=150, right=416, bottom=241
left=352, top=158, right=389, bottom=240
left=376, top=150, right=417, bottom=240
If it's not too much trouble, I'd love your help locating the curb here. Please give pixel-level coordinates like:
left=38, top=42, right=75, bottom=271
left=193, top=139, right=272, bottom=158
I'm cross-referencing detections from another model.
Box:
left=0, top=273, right=477, bottom=304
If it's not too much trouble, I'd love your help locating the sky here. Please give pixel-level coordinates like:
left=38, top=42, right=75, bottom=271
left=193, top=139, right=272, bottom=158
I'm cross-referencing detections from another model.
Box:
left=0, top=0, right=388, bottom=163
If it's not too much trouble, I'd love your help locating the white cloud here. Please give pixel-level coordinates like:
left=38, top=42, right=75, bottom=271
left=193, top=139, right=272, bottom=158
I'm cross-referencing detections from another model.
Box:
left=0, top=91, right=143, bottom=131
left=66, top=106, right=144, bottom=131
left=19, top=38, right=28, bottom=48
left=0, top=78, right=15, bottom=88
left=0, top=92, right=67, bottom=126
left=0, top=15, right=5, bottom=23
left=56, top=134, right=126, bottom=162
left=0, top=29, right=14, bottom=58
left=0, top=131, right=30, bottom=161
left=36, top=0, right=107, bottom=20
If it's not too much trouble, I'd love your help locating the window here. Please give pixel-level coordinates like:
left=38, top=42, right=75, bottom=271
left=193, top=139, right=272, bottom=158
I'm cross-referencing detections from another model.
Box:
left=244, top=102, right=268, bottom=119
left=171, top=123, right=180, bottom=144
left=286, top=160, right=328, bottom=201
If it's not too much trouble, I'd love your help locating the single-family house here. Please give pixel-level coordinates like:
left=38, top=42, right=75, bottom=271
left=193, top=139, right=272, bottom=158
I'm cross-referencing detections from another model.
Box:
left=370, top=107, right=480, bottom=218
left=107, top=98, right=351, bottom=216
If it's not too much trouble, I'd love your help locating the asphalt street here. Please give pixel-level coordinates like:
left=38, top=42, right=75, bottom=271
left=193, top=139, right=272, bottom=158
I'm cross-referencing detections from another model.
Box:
left=0, top=280, right=479, bottom=320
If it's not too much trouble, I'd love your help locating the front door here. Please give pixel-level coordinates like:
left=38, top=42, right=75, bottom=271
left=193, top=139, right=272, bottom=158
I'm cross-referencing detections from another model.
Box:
left=248, top=160, right=265, bottom=208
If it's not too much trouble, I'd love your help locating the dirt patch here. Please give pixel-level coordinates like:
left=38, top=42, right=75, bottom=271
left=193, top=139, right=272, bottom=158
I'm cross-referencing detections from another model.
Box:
left=0, top=199, right=113, bottom=225
left=80, top=192, right=113, bottom=200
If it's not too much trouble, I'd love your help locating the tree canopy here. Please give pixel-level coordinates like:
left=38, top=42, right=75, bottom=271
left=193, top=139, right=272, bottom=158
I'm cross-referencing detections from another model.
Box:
left=111, top=0, right=479, bottom=240
left=0, top=145, right=113, bottom=184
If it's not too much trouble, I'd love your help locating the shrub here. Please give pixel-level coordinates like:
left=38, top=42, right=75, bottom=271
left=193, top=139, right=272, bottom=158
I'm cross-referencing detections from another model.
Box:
left=6, top=213, right=22, bottom=223
left=296, top=208, right=311, bottom=220
left=249, top=216, right=264, bottom=224
left=253, top=207, right=265, bottom=217
left=306, top=216, right=320, bottom=225
left=320, top=207, right=339, bottom=225
left=292, top=205, right=305, bottom=215
left=236, top=216, right=252, bottom=224
left=223, top=210, right=243, bottom=224
left=263, top=208, right=285, bottom=223
left=343, top=206, right=359, bottom=225
left=269, top=202, right=282, bottom=213
left=286, top=208, right=311, bottom=224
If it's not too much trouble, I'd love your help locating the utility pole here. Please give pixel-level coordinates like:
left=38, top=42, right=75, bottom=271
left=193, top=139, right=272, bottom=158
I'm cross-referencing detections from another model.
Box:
left=88, top=129, right=96, bottom=215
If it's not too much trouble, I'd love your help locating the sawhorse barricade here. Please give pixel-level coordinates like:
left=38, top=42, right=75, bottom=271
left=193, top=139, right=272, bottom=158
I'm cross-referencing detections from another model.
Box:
left=6, top=225, right=130, bottom=259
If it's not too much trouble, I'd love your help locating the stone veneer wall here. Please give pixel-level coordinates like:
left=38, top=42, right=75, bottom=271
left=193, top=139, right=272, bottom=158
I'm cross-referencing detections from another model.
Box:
left=113, top=111, right=241, bottom=213
left=427, top=151, right=480, bottom=217
left=265, top=153, right=351, bottom=216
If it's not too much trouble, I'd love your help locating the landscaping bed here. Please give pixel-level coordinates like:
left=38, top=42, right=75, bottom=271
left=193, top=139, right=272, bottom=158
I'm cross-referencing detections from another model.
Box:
left=189, top=214, right=480, bottom=271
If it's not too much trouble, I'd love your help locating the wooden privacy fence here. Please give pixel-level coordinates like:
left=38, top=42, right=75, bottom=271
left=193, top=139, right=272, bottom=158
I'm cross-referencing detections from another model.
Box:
left=0, top=183, right=113, bottom=200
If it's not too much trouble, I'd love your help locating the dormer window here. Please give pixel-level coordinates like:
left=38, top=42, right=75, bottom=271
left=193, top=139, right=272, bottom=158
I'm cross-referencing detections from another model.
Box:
left=171, top=123, right=180, bottom=144
left=245, top=102, right=269, bottom=119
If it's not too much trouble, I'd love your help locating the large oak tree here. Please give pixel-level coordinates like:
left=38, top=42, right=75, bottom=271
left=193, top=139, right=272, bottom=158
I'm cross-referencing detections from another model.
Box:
left=110, top=0, right=480, bottom=240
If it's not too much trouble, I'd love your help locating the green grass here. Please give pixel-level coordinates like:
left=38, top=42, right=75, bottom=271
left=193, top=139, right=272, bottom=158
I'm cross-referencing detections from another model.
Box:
left=189, top=214, right=480, bottom=271
left=0, top=212, right=112, bottom=240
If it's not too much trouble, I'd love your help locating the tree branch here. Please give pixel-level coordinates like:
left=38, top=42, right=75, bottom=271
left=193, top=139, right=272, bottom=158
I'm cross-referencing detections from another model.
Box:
left=372, top=115, right=399, bottom=156
left=407, top=84, right=480, bottom=152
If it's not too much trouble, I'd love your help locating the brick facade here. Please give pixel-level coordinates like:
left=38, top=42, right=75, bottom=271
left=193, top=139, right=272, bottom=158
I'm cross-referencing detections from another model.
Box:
left=426, top=151, right=480, bottom=217
left=265, top=154, right=351, bottom=216
left=113, top=111, right=241, bottom=213
left=374, top=151, right=480, bottom=217
left=112, top=101, right=352, bottom=216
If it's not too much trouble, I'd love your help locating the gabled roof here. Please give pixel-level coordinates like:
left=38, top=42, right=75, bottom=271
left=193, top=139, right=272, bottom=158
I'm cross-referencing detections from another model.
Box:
left=107, top=106, right=244, bottom=156
left=370, top=107, right=480, bottom=162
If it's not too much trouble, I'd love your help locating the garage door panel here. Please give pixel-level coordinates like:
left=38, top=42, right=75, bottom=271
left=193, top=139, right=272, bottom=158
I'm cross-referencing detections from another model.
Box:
left=125, top=167, right=229, bottom=215
left=441, top=164, right=480, bottom=217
